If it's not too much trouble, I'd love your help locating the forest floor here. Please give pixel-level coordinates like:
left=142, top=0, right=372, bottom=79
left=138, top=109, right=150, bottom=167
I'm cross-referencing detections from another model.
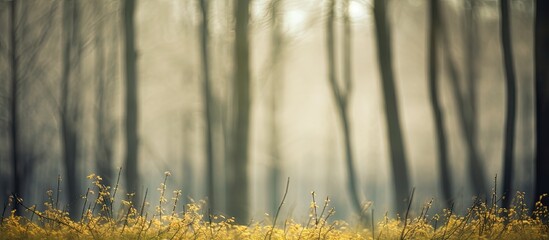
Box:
left=1, top=174, right=548, bottom=239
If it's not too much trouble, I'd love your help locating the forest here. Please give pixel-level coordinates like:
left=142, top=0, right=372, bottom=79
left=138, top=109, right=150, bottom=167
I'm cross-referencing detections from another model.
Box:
left=1, top=0, right=549, bottom=237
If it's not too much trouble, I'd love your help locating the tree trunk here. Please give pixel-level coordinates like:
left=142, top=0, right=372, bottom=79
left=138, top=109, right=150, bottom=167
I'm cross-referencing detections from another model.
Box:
left=199, top=0, right=216, bottom=212
left=326, top=0, right=364, bottom=218
left=61, top=0, right=81, bottom=219
left=464, top=0, right=478, bottom=139
left=439, top=2, right=488, bottom=197
left=535, top=0, right=549, bottom=209
left=227, top=0, right=251, bottom=223
left=463, top=0, right=488, bottom=197
left=428, top=0, right=452, bottom=209
left=499, top=0, right=517, bottom=210
left=372, top=0, right=411, bottom=216
left=123, top=0, right=140, bottom=203
left=94, top=2, right=114, bottom=189
left=268, top=0, right=283, bottom=215
left=9, top=0, right=21, bottom=215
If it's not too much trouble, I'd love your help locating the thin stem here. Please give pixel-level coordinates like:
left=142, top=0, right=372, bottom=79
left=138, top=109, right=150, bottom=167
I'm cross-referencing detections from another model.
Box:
left=265, top=178, right=290, bottom=240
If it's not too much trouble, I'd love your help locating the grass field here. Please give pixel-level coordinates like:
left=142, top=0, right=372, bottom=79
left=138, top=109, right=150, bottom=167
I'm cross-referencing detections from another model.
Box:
left=1, top=174, right=548, bottom=239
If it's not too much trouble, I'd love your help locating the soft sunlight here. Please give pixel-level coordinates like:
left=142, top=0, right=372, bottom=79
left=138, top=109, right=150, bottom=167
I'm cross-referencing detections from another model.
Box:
left=284, top=9, right=307, bottom=34
left=349, top=0, right=369, bottom=21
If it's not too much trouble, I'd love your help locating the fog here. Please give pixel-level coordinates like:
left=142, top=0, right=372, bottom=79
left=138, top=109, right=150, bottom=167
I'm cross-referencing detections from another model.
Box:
left=0, top=0, right=537, bottom=223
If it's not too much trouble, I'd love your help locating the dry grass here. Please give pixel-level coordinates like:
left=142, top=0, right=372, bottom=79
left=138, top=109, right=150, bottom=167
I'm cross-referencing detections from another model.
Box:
left=1, top=173, right=548, bottom=239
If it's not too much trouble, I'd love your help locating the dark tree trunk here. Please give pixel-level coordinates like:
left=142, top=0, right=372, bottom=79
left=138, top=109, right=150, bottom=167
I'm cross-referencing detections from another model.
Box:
left=428, top=0, right=452, bottom=209
left=499, top=0, right=517, bottom=210
left=61, top=0, right=81, bottom=219
left=123, top=0, right=140, bottom=203
left=535, top=0, right=549, bottom=209
left=372, top=0, right=411, bottom=216
left=464, top=0, right=478, bottom=137
left=326, top=0, right=364, bottom=218
left=227, top=0, right=251, bottom=224
left=9, top=0, right=20, bottom=215
left=199, top=0, right=216, bottom=212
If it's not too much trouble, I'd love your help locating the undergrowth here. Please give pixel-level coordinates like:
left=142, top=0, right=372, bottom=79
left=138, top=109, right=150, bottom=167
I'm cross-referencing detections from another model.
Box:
left=1, top=172, right=548, bottom=239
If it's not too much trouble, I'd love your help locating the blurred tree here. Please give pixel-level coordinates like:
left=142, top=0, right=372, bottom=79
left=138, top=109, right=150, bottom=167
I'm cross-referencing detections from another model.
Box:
left=535, top=0, right=549, bottom=209
left=217, top=0, right=235, bottom=215
left=0, top=5, right=6, bottom=203
left=9, top=0, right=20, bottom=214
left=226, top=0, right=251, bottom=223
left=267, top=0, right=284, bottom=215
left=199, top=0, right=216, bottom=212
left=60, top=0, right=83, bottom=219
left=461, top=0, right=488, bottom=198
left=94, top=1, right=118, bottom=190
left=499, top=0, right=517, bottom=210
left=463, top=0, right=478, bottom=142
left=178, top=0, right=198, bottom=207
left=428, top=0, right=453, bottom=209
left=122, top=0, right=140, bottom=204
left=440, top=1, right=488, bottom=197
left=4, top=0, right=55, bottom=214
left=326, top=0, right=365, bottom=218
left=373, top=0, right=411, bottom=216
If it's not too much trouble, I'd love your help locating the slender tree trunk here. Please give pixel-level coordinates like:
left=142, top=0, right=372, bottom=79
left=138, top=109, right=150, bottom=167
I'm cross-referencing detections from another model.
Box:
left=9, top=0, right=20, bottom=215
left=535, top=0, right=549, bottom=209
left=372, top=0, right=411, bottom=216
left=61, top=0, right=81, bottom=219
left=199, top=0, right=216, bottom=212
left=227, top=0, right=251, bottom=223
left=123, top=0, right=140, bottom=203
left=220, top=0, right=234, bottom=215
left=439, top=3, right=488, bottom=197
left=326, top=0, right=364, bottom=218
left=463, top=1, right=487, bottom=198
left=464, top=0, right=478, bottom=139
left=499, top=0, right=517, bottom=210
left=94, top=3, right=114, bottom=189
left=428, top=0, right=452, bottom=208
left=268, top=0, right=283, bottom=215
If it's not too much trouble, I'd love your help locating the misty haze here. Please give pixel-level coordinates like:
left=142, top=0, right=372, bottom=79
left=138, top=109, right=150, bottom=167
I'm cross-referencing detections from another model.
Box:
left=1, top=0, right=549, bottom=238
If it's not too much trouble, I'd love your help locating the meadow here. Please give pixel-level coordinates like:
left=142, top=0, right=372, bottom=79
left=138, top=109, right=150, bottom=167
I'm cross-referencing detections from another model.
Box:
left=1, top=173, right=548, bottom=240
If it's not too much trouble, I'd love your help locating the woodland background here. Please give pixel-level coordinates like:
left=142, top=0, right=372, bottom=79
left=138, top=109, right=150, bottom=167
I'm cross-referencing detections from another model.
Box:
left=1, top=0, right=547, bottom=225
